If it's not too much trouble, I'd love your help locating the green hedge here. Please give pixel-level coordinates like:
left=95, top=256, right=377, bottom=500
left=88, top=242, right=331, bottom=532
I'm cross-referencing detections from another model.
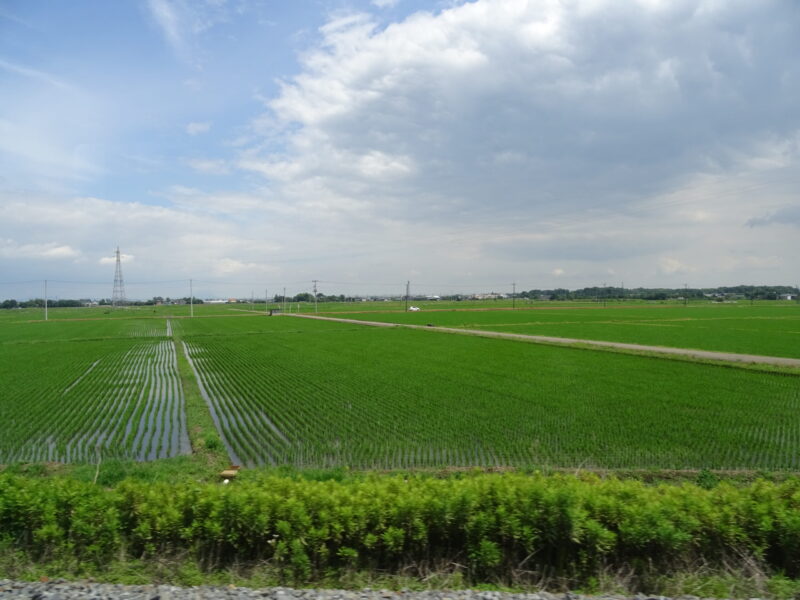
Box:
left=1, top=473, right=800, bottom=583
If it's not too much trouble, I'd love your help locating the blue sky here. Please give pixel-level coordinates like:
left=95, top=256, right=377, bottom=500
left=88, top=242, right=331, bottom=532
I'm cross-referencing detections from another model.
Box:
left=1, top=0, right=422, bottom=202
left=1, top=0, right=799, bottom=300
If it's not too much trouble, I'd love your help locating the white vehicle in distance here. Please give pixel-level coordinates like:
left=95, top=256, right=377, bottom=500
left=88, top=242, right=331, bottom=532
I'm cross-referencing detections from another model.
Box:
left=408, top=306, right=421, bottom=311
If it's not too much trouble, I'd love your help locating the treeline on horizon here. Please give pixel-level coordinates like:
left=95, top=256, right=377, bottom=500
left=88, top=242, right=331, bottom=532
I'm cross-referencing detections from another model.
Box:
left=0, top=296, right=202, bottom=309
left=516, top=284, right=800, bottom=301
left=1, top=285, right=798, bottom=308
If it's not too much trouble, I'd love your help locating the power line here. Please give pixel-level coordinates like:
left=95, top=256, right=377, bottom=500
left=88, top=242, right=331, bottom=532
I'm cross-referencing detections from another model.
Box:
left=193, top=278, right=309, bottom=286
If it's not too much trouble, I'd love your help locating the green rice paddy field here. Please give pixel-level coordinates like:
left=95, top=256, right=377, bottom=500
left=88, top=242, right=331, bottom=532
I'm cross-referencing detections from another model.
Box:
left=1, top=301, right=798, bottom=471
left=0, top=316, right=189, bottom=464
left=337, top=302, right=800, bottom=358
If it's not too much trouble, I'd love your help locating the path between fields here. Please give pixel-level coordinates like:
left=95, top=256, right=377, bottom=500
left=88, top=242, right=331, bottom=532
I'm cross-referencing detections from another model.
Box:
left=285, top=313, right=800, bottom=368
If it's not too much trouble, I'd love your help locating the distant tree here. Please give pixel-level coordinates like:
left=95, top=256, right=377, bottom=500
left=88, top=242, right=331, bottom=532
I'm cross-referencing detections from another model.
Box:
left=56, top=299, right=80, bottom=307
left=20, top=299, right=44, bottom=308
left=1, top=299, right=18, bottom=309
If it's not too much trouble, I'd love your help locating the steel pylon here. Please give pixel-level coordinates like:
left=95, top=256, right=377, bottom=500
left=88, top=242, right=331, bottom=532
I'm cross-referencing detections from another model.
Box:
left=111, top=246, right=126, bottom=307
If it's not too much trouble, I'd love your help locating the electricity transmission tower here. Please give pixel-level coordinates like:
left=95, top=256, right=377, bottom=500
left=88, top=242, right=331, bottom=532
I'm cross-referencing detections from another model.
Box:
left=111, top=247, right=126, bottom=307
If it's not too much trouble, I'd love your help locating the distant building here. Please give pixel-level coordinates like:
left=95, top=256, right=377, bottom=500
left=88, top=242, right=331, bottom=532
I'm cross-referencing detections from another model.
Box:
left=780, top=294, right=796, bottom=300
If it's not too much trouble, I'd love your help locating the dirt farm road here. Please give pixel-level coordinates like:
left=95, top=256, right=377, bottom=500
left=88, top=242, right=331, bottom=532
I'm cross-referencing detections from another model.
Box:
left=287, top=313, right=800, bottom=369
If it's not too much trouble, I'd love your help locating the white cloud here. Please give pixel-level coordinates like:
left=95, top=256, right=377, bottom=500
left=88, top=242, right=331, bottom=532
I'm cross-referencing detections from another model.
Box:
left=185, top=158, right=229, bottom=174
left=146, top=0, right=237, bottom=61
left=225, top=0, right=800, bottom=287
left=658, top=257, right=695, bottom=275
left=0, top=57, right=74, bottom=90
left=552, top=268, right=565, bottom=276
left=98, top=253, right=134, bottom=265
left=0, top=96, right=105, bottom=187
left=372, top=0, right=401, bottom=8
left=0, top=239, right=81, bottom=260
left=722, top=255, right=782, bottom=271
left=211, top=258, right=278, bottom=277
left=185, top=121, right=211, bottom=135
left=747, top=205, right=800, bottom=228
left=240, top=1, right=797, bottom=229
left=357, top=151, right=415, bottom=179
left=147, top=0, right=184, bottom=53
left=162, top=185, right=267, bottom=215
left=0, top=192, right=294, bottom=297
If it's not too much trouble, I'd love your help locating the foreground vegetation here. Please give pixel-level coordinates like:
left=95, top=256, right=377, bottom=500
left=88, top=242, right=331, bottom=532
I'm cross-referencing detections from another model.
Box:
left=2, top=471, right=800, bottom=595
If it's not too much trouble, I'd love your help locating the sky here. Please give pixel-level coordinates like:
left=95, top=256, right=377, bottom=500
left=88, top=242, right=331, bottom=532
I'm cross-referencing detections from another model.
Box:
left=1, top=0, right=799, bottom=300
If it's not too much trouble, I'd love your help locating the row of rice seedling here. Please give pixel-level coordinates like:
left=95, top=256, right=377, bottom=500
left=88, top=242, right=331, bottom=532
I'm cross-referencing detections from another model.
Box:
left=127, top=319, right=169, bottom=337
left=0, top=338, right=190, bottom=463
left=172, top=312, right=350, bottom=337
left=0, top=317, right=168, bottom=343
left=183, top=320, right=800, bottom=470
left=339, top=303, right=800, bottom=358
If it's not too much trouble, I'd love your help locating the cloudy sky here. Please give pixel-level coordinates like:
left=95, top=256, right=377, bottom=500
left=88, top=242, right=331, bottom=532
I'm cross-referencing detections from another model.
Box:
left=1, top=0, right=798, bottom=300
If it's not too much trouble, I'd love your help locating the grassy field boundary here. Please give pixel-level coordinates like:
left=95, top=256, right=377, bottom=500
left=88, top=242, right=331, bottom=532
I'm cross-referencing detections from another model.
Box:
left=171, top=333, right=229, bottom=468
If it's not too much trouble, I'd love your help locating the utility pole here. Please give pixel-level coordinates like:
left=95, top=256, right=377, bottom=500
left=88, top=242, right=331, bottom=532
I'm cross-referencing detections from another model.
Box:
left=283, top=287, right=286, bottom=312
left=251, top=290, right=254, bottom=311
left=685, top=283, right=688, bottom=307
left=312, top=280, right=318, bottom=313
left=512, top=282, right=516, bottom=309
left=189, top=279, right=194, bottom=318
left=44, top=280, right=48, bottom=321
left=265, top=288, right=268, bottom=315
left=405, top=280, right=410, bottom=312
left=602, top=282, right=607, bottom=307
